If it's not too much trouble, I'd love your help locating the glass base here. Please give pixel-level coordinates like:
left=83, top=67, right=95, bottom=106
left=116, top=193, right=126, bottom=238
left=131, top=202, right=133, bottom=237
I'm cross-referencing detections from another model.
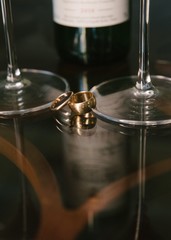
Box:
left=91, top=75, right=171, bottom=126
left=0, top=69, right=69, bottom=118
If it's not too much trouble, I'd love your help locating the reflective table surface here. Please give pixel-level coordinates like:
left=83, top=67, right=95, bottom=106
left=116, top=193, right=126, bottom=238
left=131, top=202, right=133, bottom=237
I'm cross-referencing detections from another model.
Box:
left=1, top=115, right=171, bottom=240
left=1, top=0, right=171, bottom=239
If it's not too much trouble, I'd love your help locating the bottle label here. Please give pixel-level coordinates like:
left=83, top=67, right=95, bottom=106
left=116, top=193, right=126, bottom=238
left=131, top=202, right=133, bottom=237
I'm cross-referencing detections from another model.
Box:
left=53, top=0, right=129, bottom=28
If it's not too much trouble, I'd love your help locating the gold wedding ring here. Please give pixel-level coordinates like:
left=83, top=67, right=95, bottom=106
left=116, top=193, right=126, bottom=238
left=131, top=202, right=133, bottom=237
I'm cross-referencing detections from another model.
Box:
left=50, top=91, right=74, bottom=111
left=68, top=91, right=96, bottom=115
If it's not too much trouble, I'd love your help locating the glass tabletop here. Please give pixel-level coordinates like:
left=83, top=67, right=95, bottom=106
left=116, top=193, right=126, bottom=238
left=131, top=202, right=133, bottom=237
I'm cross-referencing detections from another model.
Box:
left=0, top=112, right=171, bottom=239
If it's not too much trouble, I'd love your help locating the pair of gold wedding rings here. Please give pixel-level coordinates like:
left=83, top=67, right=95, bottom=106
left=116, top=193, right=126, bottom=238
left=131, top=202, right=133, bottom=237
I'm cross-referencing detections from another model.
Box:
left=50, top=91, right=96, bottom=115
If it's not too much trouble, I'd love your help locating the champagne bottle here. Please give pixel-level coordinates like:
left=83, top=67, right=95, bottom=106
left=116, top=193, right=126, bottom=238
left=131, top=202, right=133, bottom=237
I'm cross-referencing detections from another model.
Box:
left=52, top=0, right=131, bottom=65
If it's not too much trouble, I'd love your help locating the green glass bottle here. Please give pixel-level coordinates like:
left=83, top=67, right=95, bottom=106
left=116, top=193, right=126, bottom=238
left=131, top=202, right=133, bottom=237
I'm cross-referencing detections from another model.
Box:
left=52, top=0, right=131, bottom=65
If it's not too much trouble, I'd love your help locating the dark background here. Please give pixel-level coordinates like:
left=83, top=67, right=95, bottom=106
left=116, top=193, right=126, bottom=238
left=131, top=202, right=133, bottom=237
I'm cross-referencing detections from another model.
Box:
left=0, top=0, right=171, bottom=86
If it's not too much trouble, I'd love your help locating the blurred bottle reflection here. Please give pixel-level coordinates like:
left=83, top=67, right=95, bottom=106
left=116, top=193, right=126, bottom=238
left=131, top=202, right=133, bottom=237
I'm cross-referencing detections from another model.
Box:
left=54, top=113, right=137, bottom=240
left=61, top=123, right=128, bottom=207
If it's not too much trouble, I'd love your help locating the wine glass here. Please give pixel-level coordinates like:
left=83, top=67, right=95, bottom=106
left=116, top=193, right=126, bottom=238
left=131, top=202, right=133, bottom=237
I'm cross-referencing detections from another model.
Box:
left=91, top=0, right=171, bottom=126
left=0, top=0, right=69, bottom=118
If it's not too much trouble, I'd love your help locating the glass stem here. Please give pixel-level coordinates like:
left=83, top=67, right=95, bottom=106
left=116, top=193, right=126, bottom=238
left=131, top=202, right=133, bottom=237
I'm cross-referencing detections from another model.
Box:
left=1, top=0, right=21, bottom=86
left=136, top=0, right=153, bottom=91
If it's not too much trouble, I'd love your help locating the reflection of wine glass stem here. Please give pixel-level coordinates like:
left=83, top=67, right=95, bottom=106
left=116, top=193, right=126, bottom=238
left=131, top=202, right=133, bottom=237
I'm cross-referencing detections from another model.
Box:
left=135, top=127, right=147, bottom=240
left=13, top=118, right=28, bottom=238
left=1, top=0, right=25, bottom=89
